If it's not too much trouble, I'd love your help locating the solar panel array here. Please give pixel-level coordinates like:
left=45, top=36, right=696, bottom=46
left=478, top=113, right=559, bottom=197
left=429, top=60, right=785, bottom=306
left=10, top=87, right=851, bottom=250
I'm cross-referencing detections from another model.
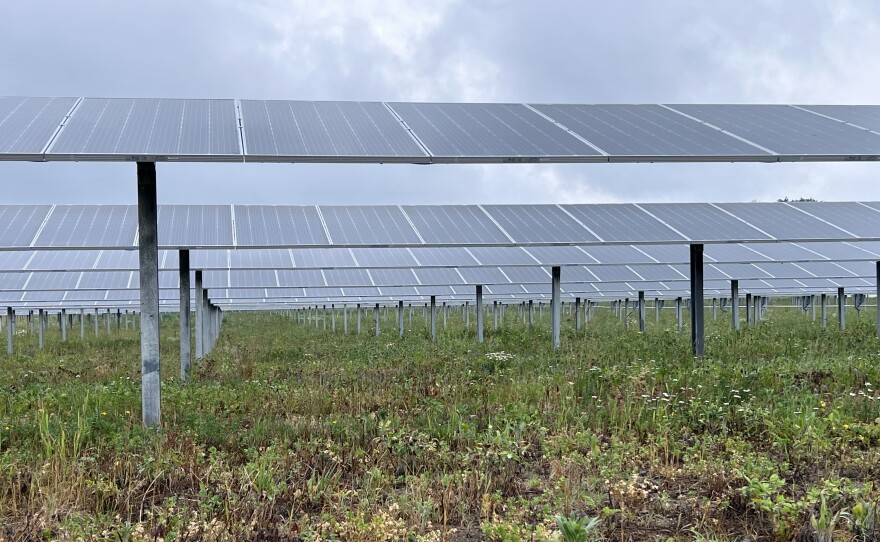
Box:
left=3, top=98, right=880, bottom=162
left=0, top=202, right=877, bottom=250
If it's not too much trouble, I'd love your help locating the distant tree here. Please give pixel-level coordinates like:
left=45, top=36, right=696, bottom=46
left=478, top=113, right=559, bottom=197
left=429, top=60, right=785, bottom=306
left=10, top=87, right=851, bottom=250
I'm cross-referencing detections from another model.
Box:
left=777, top=197, right=819, bottom=202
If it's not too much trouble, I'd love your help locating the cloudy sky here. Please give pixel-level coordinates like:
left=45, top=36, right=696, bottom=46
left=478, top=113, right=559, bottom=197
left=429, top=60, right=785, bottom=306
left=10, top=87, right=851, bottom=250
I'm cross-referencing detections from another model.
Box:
left=1, top=0, right=879, bottom=206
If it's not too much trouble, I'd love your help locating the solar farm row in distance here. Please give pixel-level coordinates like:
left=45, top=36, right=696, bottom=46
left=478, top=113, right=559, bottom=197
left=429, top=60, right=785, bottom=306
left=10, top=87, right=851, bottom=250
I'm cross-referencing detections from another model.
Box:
left=4, top=242, right=880, bottom=271
left=0, top=202, right=879, bottom=249
left=2, top=259, right=874, bottom=291
left=3, top=98, right=880, bottom=162
left=2, top=281, right=873, bottom=310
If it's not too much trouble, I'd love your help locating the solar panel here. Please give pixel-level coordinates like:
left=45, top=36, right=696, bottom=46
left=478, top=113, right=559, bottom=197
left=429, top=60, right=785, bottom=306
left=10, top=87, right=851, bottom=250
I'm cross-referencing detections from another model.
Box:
left=0, top=97, right=78, bottom=158
left=229, top=249, right=293, bottom=269
left=387, top=102, right=599, bottom=161
left=78, top=271, right=133, bottom=289
left=804, top=242, right=880, bottom=260
left=783, top=202, right=880, bottom=238
left=465, top=247, right=537, bottom=266
left=159, top=205, right=233, bottom=247
left=190, top=251, right=227, bottom=269
left=0, top=251, right=34, bottom=270
left=402, top=205, right=509, bottom=244
left=291, top=248, right=357, bottom=268
left=320, top=206, right=421, bottom=245
left=240, top=100, right=426, bottom=161
left=234, top=206, right=329, bottom=246
left=0, top=274, right=30, bottom=290
left=323, top=268, right=372, bottom=287
left=798, top=105, right=880, bottom=134
left=524, top=245, right=596, bottom=265
left=413, top=268, right=465, bottom=285
left=718, top=202, right=854, bottom=240
left=276, top=270, right=327, bottom=288
left=587, top=266, right=643, bottom=282
left=531, top=104, right=767, bottom=159
left=666, top=104, right=880, bottom=158
left=25, top=250, right=101, bottom=271
left=704, top=244, right=772, bottom=263
left=408, top=247, right=479, bottom=267
left=458, top=268, right=510, bottom=284
left=97, top=250, right=138, bottom=270
left=34, top=205, right=137, bottom=248
left=637, top=203, right=771, bottom=242
left=743, top=243, right=827, bottom=262
left=25, top=272, right=81, bottom=290
left=349, top=248, right=418, bottom=267
left=579, top=245, right=656, bottom=264
left=712, top=263, right=773, bottom=279
left=230, top=270, right=277, bottom=288
left=499, top=267, right=551, bottom=283
left=482, top=205, right=598, bottom=243
left=47, top=98, right=241, bottom=160
left=367, top=268, right=418, bottom=287
left=0, top=205, right=52, bottom=247
left=562, top=204, right=686, bottom=243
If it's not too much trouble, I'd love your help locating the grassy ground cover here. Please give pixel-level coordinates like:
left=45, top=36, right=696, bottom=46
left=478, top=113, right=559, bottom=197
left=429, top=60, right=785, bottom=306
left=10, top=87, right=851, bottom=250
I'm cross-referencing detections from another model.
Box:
left=1, top=303, right=879, bottom=541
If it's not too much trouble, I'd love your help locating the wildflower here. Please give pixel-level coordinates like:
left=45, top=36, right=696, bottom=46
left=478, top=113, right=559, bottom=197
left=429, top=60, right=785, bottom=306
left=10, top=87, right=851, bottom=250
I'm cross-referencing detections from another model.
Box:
left=820, top=401, right=827, bottom=408
left=101, top=411, right=107, bottom=416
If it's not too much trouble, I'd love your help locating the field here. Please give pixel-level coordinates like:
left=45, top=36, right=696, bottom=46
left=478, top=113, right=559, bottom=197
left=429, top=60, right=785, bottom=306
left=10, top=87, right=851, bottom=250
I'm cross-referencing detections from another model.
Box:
left=1, top=303, right=879, bottom=541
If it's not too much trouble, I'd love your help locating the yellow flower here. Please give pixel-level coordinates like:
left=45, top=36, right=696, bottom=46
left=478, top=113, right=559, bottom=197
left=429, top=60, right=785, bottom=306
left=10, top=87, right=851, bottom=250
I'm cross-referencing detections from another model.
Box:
left=843, top=424, right=850, bottom=430
left=101, top=411, right=107, bottom=416
left=125, top=410, right=131, bottom=415
left=820, top=401, right=827, bottom=408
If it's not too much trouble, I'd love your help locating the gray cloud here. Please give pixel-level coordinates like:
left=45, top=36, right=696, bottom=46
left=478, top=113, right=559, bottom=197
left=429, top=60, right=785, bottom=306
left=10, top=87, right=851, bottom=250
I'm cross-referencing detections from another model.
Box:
left=2, top=1, right=879, bottom=206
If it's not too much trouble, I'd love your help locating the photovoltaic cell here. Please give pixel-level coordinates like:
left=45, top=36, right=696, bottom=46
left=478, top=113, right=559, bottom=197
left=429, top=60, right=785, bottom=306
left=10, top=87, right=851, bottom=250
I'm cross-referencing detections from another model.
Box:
left=784, top=202, right=880, bottom=238
left=524, top=245, right=596, bottom=265
left=743, top=243, right=828, bottom=262
left=25, top=272, right=81, bottom=290
left=408, top=247, right=479, bottom=267
left=240, top=100, right=425, bottom=160
left=191, top=251, right=227, bottom=269
left=465, top=247, right=537, bottom=266
left=34, top=205, right=137, bottom=248
left=48, top=98, right=240, bottom=159
left=320, top=206, right=421, bottom=245
left=402, top=205, right=509, bottom=244
left=291, top=248, right=356, bottom=268
left=0, top=97, right=77, bottom=157
left=666, top=104, right=880, bottom=157
left=482, top=205, right=597, bottom=243
left=0, top=251, right=34, bottom=271
left=323, top=268, right=372, bottom=287
left=349, top=248, right=417, bottom=267
left=800, top=242, right=880, bottom=260
left=587, top=266, right=643, bottom=282
left=230, top=270, right=277, bottom=288
left=229, top=249, right=293, bottom=269
left=531, top=104, right=767, bottom=158
left=388, top=102, right=598, bottom=160
left=234, top=206, right=329, bottom=246
left=276, top=270, right=326, bottom=287
left=562, top=204, right=686, bottom=242
left=798, top=105, right=880, bottom=134
left=414, top=268, right=466, bottom=285
left=579, top=245, right=655, bottom=264
left=159, top=205, right=233, bottom=247
left=717, top=203, right=853, bottom=240
left=78, top=271, right=133, bottom=289
left=0, top=274, right=30, bottom=289
left=368, top=268, right=418, bottom=286
left=637, top=203, right=771, bottom=241
left=26, top=250, right=101, bottom=270
left=711, top=263, right=773, bottom=279
left=458, top=268, right=510, bottom=284
left=0, top=205, right=52, bottom=246
left=704, top=244, right=772, bottom=262
left=499, top=267, right=551, bottom=283
left=631, top=244, right=689, bottom=264
left=95, top=250, right=138, bottom=270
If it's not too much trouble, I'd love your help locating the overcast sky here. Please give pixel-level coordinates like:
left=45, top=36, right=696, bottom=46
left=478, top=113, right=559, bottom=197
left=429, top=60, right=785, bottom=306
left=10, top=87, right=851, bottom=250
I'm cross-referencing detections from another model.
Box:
left=2, top=1, right=879, bottom=206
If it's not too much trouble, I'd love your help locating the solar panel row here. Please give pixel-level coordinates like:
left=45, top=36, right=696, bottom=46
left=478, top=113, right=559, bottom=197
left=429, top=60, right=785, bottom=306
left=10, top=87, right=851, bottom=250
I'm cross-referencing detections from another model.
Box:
left=0, top=202, right=877, bottom=249
left=3, top=98, right=880, bottom=162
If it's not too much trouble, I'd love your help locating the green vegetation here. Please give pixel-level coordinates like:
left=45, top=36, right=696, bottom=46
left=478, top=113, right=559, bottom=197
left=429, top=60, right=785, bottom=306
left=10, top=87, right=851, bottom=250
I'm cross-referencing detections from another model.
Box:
left=1, top=304, right=879, bottom=540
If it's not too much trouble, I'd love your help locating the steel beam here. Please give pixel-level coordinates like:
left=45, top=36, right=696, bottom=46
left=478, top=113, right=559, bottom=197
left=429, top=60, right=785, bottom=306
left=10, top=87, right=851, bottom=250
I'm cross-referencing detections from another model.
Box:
left=731, top=281, right=740, bottom=331
left=476, top=285, right=484, bottom=343
left=838, top=287, right=846, bottom=330
left=690, top=244, right=704, bottom=357
left=551, top=266, right=561, bottom=349
left=638, top=291, right=646, bottom=333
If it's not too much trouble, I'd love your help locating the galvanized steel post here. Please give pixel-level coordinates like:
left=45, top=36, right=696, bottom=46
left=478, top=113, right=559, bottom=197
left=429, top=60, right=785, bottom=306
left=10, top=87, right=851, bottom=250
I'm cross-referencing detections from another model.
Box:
left=179, top=250, right=192, bottom=381
left=551, top=266, right=561, bottom=349
left=731, top=280, right=740, bottom=331
left=137, top=161, right=161, bottom=427
left=476, top=285, right=484, bottom=343
left=838, top=287, right=846, bottom=330
left=690, top=244, right=704, bottom=357
left=195, top=270, right=204, bottom=360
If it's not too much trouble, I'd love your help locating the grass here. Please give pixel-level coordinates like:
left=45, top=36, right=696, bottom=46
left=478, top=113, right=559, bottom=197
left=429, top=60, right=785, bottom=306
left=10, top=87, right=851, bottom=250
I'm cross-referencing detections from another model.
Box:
left=0, top=303, right=879, bottom=541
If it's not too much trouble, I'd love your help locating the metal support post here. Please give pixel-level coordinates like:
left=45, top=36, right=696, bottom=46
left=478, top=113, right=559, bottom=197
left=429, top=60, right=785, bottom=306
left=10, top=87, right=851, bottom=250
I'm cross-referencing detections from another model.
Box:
left=80, top=308, right=84, bottom=339
left=331, top=304, right=336, bottom=332
left=877, top=262, right=880, bottom=338
left=344, top=305, right=348, bottom=333
left=731, top=281, right=740, bottom=331
left=6, top=307, right=12, bottom=355
left=551, top=266, right=561, bottom=349
left=195, top=270, right=204, bottom=360
left=476, top=285, right=484, bottom=343
left=575, top=297, right=581, bottom=331
left=38, top=309, right=44, bottom=349
left=838, top=287, right=846, bottom=330
left=638, top=291, right=646, bottom=333
left=675, top=298, right=682, bottom=332
left=398, top=300, right=404, bottom=337
left=821, top=293, right=828, bottom=329
left=712, top=298, right=717, bottom=321
left=357, top=304, right=362, bottom=334
left=61, top=309, right=67, bottom=342
left=465, top=301, right=469, bottom=328
left=374, top=304, right=380, bottom=337
left=745, top=293, right=752, bottom=326
left=528, top=299, right=534, bottom=327
left=690, top=243, right=704, bottom=357
left=179, top=250, right=191, bottom=381
left=430, top=296, right=436, bottom=341
left=137, top=161, right=161, bottom=427
left=493, top=301, right=498, bottom=331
